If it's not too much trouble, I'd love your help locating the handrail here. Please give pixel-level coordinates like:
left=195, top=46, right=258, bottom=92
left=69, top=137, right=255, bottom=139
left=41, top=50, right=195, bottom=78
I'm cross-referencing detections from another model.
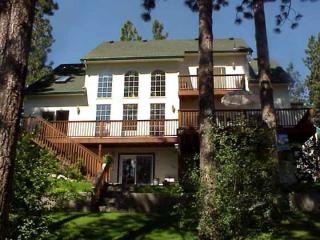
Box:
left=178, top=108, right=311, bottom=128
left=50, top=119, right=179, bottom=138
left=179, top=74, right=246, bottom=91
left=24, top=116, right=103, bottom=179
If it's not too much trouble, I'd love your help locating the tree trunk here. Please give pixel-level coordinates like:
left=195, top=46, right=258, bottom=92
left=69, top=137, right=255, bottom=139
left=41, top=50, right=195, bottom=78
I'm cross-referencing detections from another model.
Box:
left=253, top=0, right=276, bottom=129
left=198, top=0, right=217, bottom=239
left=0, top=0, right=36, bottom=239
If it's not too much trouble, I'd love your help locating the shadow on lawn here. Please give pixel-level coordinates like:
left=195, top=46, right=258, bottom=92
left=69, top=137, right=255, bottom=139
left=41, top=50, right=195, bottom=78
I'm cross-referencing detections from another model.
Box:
left=273, top=212, right=320, bottom=240
left=49, top=212, right=194, bottom=240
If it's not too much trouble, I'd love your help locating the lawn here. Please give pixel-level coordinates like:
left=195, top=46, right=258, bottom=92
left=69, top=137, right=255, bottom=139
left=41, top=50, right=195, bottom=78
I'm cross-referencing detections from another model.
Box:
left=47, top=211, right=320, bottom=240
left=48, top=212, right=196, bottom=240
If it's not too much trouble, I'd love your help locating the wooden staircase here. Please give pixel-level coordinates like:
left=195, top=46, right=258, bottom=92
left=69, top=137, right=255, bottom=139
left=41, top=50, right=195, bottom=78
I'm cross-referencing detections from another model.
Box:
left=24, top=117, right=109, bottom=198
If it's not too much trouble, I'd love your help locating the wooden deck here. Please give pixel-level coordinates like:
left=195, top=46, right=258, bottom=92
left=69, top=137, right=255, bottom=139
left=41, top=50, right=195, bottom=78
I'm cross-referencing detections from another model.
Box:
left=178, top=74, right=246, bottom=97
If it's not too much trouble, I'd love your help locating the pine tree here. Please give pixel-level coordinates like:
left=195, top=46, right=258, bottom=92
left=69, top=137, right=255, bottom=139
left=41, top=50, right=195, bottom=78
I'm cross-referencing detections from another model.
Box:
left=120, top=20, right=142, bottom=41
left=0, top=1, right=36, bottom=238
left=26, top=0, right=58, bottom=85
left=304, top=33, right=320, bottom=124
left=152, top=20, right=168, bottom=40
left=287, top=62, right=308, bottom=104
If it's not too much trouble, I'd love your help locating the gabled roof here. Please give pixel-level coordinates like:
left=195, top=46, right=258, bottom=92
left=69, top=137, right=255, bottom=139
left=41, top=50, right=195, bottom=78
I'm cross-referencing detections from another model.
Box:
left=249, top=60, right=291, bottom=84
left=26, top=64, right=86, bottom=95
left=82, top=38, right=252, bottom=61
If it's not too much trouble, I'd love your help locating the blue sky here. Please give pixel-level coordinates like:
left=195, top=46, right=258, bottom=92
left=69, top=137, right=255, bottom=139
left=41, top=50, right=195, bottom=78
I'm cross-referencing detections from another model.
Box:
left=48, top=0, right=320, bottom=78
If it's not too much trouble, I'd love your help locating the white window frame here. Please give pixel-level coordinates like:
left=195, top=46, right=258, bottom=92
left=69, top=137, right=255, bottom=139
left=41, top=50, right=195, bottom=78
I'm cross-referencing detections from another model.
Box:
left=97, top=74, right=112, bottom=98
left=151, top=70, right=166, bottom=97
left=124, top=71, right=139, bottom=97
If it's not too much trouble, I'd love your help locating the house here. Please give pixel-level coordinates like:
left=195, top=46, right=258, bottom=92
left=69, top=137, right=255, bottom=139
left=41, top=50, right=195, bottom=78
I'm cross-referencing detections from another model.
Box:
left=24, top=38, right=315, bottom=188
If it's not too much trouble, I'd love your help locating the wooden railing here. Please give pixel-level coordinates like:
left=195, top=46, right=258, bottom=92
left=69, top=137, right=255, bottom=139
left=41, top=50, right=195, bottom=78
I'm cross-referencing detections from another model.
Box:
left=179, top=108, right=311, bottom=129
left=24, top=117, right=104, bottom=179
left=179, top=74, right=246, bottom=91
left=50, top=119, right=179, bottom=138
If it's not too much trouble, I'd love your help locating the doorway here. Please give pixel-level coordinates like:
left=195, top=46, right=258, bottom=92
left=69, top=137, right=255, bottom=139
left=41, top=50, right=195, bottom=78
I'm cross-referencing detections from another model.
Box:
left=119, top=154, right=153, bottom=185
left=56, top=110, right=69, bottom=134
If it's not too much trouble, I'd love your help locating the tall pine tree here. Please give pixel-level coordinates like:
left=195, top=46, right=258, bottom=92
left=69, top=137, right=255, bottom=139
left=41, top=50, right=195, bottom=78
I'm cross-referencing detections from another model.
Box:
left=304, top=33, right=320, bottom=124
left=152, top=20, right=168, bottom=40
left=26, top=0, right=58, bottom=85
left=120, top=20, right=142, bottom=41
left=0, top=1, right=36, bottom=238
left=287, top=62, right=308, bottom=104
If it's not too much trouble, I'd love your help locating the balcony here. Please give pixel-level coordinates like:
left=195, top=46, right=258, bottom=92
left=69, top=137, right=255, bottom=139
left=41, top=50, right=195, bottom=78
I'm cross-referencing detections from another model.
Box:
left=178, top=108, right=312, bottom=129
left=50, top=119, right=179, bottom=144
left=178, top=74, right=246, bottom=97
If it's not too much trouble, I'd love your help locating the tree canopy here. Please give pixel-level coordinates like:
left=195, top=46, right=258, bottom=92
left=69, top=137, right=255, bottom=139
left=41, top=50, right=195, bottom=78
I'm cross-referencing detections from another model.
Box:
left=120, top=20, right=142, bottom=41
left=304, top=33, right=320, bottom=124
left=27, top=0, right=58, bottom=85
left=286, top=62, right=308, bottom=104
left=152, top=20, right=168, bottom=40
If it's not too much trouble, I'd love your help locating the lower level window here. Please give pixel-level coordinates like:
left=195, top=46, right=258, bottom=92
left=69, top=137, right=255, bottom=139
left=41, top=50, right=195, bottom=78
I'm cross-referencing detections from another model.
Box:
left=96, top=104, right=111, bottom=136
left=120, top=154, right=153, bottom=184
left=122, top=104, right=138, bottom=132
left=150, top=103, right=165, bottom=136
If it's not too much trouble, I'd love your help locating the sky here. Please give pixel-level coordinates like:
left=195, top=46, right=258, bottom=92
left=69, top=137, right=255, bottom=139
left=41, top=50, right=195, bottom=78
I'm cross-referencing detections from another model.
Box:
left=48, top=0, right=320, bottom=78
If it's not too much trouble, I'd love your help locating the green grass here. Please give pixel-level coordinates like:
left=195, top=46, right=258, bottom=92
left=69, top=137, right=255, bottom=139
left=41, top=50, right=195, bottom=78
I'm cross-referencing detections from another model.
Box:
left=47, top=212, right=196, bottom=240
left=50, top=179, right=92, bottom=194
left=47, top=211, right=320, bottom=240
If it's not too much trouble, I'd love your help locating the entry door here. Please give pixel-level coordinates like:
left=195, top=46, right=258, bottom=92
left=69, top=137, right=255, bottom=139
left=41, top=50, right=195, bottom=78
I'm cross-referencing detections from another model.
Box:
left=56, top=110, right=69, bottom=134
left=120, top=155, right=153, bottom=185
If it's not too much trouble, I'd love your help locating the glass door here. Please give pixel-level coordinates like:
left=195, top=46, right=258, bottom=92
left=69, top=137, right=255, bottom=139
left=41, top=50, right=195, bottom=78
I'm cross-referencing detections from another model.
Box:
left=120, top=155, right=153, bottom=185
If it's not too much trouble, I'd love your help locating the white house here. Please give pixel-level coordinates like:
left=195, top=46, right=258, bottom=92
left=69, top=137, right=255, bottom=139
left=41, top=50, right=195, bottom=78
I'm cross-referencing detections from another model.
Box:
left=24, top=38, right=314, bottom=185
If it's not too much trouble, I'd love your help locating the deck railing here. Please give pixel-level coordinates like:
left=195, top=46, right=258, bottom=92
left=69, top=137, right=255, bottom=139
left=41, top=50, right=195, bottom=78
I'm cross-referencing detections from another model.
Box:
left=50, top=119, right=179, bottom=138
left=24, top=117, right=104, bottom=179
left=179, top=108, right=310, bottom=128
left=179, top=74, right=246, bottom=91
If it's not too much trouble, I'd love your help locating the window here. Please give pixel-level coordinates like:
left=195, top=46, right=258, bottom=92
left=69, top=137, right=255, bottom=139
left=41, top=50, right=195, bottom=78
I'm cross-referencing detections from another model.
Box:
left=213, top=67, right=226, bottom=75
left=96, top=104, right=111, bottom=136
left=122, top=104, right=138, bottom=131
left=97, top=74, right=112, bottom=98
left=42, top=111, right=54, bottom=121
left=96, top=104, right=111, bottom=121
left=124, top=71, right=139, bottom=97
left=150, top=104, right=165, bottom=136
left=213, top=67, right=226, bottom=89
left=151, top=70, right=165, bottom=97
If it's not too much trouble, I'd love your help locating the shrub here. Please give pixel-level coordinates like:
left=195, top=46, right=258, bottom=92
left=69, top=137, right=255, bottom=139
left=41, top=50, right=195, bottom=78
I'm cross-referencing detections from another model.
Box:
left=8, top=132, right=59, bottom=239
left=212, top=124, right=275, bottom=239
left=176, top=122, right=276, bottom=239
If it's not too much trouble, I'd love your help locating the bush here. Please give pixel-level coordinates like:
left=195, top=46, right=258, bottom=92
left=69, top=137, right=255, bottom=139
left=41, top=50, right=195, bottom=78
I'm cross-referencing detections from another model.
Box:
left=176, top=122, right=276, bottom=239
left=212, top=124, right=275, bottom=239
left=8, top=132, right=59, bottom=239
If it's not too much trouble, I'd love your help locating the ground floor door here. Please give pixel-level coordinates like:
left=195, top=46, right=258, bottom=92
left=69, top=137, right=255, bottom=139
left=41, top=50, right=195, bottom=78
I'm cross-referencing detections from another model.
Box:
left=119, top=154, right=153, bottom=185
left=56, top=110, right=69, bottom=134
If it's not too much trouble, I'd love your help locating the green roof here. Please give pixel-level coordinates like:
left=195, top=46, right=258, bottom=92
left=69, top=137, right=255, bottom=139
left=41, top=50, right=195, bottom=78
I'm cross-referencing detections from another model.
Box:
left=82, top=38, right=252, bottom=61
left=249, top=60, right=291, bottom=84
left=26, top=64, right=86, bottom=95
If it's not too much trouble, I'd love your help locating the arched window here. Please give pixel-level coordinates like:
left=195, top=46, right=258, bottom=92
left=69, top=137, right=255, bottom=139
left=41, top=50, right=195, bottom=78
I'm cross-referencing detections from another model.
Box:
left=97, top=73, right=112, bottom=98
left=124, top=71, right=139, bottom=97
left=151, top=70, right=165, bottom=97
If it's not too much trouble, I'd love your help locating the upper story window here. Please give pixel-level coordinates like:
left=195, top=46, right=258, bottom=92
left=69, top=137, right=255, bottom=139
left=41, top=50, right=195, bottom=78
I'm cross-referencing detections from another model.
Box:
left=151, top=70, right=165, bottom=97
left=124, top=71, right=139, bottom=97
left=97, top=74, right=112, bottom=98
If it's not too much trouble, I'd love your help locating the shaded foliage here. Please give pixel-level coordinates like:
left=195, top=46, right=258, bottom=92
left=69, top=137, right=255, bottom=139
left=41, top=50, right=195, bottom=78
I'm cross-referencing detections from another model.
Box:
left=175, top=123, right=276, bottom=239
left=8, top=132, right=59, bottom=239
left=293, top=137, right=320, bottom=183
